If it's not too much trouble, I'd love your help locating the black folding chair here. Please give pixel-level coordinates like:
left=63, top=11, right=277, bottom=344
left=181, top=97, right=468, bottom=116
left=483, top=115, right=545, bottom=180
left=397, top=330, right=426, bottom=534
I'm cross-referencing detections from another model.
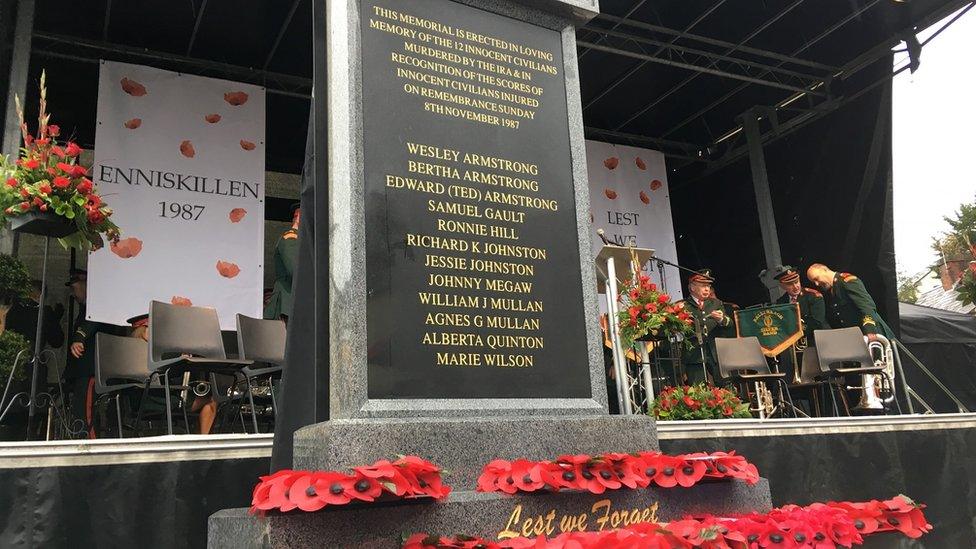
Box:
left=148, top=301, right=252, bottom=434
left=94, top=334, right=146, bottom=438
left=235, top=314, right=286, bottom=433
left=813, top=327, right=902, bottom=416
left=787, top=347, right=828, bottom=417
left=715, top=336, right=798, bottom=418
left=95, top=333, right=183, bottom=437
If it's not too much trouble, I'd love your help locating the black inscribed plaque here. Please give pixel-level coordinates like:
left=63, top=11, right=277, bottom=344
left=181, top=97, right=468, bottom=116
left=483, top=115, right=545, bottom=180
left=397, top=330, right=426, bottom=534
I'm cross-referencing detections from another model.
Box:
left=362, top=0, right=591, bottom=399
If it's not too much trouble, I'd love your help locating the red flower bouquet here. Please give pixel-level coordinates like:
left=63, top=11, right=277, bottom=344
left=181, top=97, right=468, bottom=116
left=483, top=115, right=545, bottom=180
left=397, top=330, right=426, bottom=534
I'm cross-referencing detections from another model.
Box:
left=250, top=456, right=451, bottom=514
left=0, top=71, right=119, bottom=250
left=617, top=268, right=694, bottom=349
left=653, top=384, right=752, bottom=420
left=476, top=451, right=759, bottom=496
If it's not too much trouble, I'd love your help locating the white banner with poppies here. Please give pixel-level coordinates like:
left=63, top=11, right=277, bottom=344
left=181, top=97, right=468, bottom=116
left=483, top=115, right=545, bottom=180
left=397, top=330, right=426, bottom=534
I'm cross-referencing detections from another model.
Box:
left=87, top=61, right=265, bottom=328
left=585, top=140, right=681, bottom=302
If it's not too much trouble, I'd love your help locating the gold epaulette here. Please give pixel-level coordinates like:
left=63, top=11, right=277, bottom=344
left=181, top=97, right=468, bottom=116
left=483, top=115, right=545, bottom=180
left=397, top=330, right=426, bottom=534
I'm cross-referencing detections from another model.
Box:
left=840, top=273, right=858, bottom=282
left=283, top=231, right=298, bottom=240
left=803, top=287, right=822, bottom=297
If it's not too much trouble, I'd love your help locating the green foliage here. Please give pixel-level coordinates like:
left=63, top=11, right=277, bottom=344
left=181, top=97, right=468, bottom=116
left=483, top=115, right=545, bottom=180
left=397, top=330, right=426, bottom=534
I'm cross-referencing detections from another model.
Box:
left=0, top=254, right=31, bottom=304
left=957, top=265, right=976, bottom=307
left=0, top=330, right=31, bottom=383
left=651, top=384, right=751, bottom=421
left=897, top=273, right=919, bottom=304
left=930, top=195, right=976, bottom=269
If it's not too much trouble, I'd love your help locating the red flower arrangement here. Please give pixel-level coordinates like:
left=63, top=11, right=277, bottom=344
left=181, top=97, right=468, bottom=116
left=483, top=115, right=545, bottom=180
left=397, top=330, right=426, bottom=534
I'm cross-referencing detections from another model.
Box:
left=654, top=385, right=752, bottom=420
left=0, top=70, right=119, bottom=250
left=403, top=495, right=931, bottom=548
left=250, top=456, right=450, bottom=514
left=477, top=451, right=759, bottom=495
left=617, top=263, right=694, bottom=349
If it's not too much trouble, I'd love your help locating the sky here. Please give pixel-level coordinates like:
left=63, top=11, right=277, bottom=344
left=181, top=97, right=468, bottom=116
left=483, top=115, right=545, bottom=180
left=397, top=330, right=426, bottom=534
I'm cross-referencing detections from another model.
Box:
left=892, top=7, right=976, bottom=278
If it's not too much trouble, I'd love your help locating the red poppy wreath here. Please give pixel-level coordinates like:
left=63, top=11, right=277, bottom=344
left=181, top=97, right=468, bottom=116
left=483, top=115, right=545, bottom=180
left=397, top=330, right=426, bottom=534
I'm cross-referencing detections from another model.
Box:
left=250, top=456, right=450, bottom=514
left=477, top=451, right=759, bottom=495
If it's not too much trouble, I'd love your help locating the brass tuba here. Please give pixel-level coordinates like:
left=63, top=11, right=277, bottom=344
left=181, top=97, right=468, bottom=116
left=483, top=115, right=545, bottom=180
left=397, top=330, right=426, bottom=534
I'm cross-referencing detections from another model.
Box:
left=856, top=334, right=897, bottom=410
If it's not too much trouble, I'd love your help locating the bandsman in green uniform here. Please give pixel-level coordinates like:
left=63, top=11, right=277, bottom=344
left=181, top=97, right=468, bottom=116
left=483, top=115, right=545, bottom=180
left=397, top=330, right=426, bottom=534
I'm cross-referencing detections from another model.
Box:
left=773, top=266, right=828, bottom=343
left=771, top=265, right=828, bottom=384
left=806, top=263, right=894, bottom=339
left=676, top=270, right=731, bottom=386
left=265, top=204, right=300, bottom=323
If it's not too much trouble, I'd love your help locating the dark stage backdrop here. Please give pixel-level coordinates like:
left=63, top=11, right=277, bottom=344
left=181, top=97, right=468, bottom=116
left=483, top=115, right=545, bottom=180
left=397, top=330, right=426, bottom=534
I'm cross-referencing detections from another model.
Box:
left=0, top=458, right=268, bottom=549
left=670, top=83, right=899, bottom=333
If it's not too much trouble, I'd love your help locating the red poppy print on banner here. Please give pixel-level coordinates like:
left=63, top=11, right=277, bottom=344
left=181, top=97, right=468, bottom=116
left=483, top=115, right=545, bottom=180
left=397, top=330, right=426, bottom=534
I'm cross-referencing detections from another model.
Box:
left=650, top=179, right=663, bottom=191
left=204, top=114, right=221, bottom=123
left=224, top=91, right=249, bottom=106
left=179, top=140, right=195, bottom=158
left=604, top=157, right=619, bottom=170
left=604, top=189, right=618, bottom=200
left=229, top=208, right=247, bottom=223
left=635, top=157, right=647, bottom=170
left=216, top=261, right=241, bottom=278
left=171, top=296, right=193, bottom=307
left=120, top=77, right=147, bottom=97
left=240, top=140, right=256, bottom=151
left=110, top=237, right=143, bottom=259
left=123, top=118, right=142, bottom=129
left=639, top=191, right=650, bottom=205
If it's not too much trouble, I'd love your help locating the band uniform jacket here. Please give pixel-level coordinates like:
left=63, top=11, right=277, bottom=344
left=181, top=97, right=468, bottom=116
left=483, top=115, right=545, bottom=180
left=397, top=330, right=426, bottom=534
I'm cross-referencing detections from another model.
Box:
left=776, top=287, right=828, bottom=343
left=264, top=228, right=298, bottom=320
left=823, top=272, right=894, bottom=338
left=677, top=296, right=731, bottom=365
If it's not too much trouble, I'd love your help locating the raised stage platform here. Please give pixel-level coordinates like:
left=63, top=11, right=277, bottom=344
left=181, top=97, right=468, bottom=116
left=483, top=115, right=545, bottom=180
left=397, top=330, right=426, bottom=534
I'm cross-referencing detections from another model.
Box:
left=2, top=414, right=974, bottom=547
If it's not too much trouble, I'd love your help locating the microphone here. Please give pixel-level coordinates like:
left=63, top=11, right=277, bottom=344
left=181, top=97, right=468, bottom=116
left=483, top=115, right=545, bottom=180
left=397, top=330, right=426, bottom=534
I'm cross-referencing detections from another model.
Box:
left=596, top=229, right=612, bottom=246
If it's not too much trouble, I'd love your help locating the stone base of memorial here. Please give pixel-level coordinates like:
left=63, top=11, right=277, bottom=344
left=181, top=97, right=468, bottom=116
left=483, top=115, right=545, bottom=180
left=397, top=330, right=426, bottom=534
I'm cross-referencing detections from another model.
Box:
left=208, top=416, right=772, bottom=547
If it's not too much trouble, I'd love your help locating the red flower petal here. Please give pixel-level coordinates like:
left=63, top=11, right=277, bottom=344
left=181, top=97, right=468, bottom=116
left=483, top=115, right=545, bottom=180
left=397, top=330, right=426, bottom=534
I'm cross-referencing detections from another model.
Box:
left=124, top=118, right=142, bottom=129
left=224, top=91, right=249, bottom=106
left=120, top=77, right=147, bottom=97
left=216, top=260, right=241, bottom=278
left=639, top=190, right=650, bottom=204
left=240, top=140, right=256, bottom=151
left=229, top=208, right=247, bottom=223
left=605, top=189, right=618, bottom=200
left=171, top=296, right=193, bottom=307
left=180, top=140, right=195, bottom=158
left=604, top=157, right=619, bottom=170
left=635, top=157, right=647, bottom=170
left=205, top=114, right=221, bottom=123
left=110, top=237, right=143, bottom=259
left=650, top=179, right=663, bottom=191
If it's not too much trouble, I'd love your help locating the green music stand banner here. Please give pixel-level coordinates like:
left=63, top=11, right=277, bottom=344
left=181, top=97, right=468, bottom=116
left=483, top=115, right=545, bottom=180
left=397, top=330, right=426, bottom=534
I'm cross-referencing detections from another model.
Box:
left=734, top=303, right=803, bottom=357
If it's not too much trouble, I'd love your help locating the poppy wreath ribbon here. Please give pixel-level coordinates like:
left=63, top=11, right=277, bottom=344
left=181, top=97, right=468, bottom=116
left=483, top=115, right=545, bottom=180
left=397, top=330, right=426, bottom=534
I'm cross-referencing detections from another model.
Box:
left=477, top=451, right=759, bottom=495
left=250, top=456, right=451, bottom=514
left=403, top=495, right=931, bottom=548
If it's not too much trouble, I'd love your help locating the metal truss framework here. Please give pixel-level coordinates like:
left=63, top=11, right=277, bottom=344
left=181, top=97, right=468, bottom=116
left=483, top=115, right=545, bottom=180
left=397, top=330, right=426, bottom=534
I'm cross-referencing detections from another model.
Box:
left=580, top=0, right=975, bottom=171
left=11, top=0, right=976, bottom=169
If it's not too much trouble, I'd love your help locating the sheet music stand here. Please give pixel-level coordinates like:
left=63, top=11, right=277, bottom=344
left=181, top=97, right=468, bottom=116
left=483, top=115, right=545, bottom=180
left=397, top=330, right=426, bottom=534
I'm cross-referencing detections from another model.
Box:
left=595, top=245, right=654, bottom=415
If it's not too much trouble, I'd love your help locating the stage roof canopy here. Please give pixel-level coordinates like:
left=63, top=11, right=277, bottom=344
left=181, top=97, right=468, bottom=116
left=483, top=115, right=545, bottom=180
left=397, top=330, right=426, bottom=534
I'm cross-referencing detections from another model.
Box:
left=11, top=0, right=972, bottom=173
